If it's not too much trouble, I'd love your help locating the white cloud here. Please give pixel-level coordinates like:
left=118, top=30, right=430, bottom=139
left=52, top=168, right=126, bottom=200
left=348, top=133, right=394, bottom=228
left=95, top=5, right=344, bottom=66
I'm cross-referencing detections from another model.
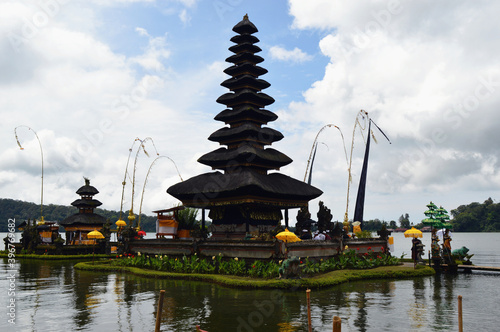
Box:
left=130, top=28, right=170, bottom=71
left=179, top=9, right=191, bottom=25
left=175, top=0, right=198, bottom=7
left=269, top=45, right=313, bottom=63
left=135, top=27, right=149, bottom=36
left=285, top=0, right=500, bottom=220
left=0, top=1, right=219, bottom=216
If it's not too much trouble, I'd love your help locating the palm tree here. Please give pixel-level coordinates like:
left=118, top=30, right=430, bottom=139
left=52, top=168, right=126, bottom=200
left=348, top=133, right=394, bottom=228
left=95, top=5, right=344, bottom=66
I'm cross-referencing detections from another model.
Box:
left=176, top=207, right=199, bottom=230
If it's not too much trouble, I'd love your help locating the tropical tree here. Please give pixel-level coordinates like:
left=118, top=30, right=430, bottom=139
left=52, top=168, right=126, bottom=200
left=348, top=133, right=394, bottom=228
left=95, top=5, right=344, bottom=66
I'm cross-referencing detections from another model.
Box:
left=399, top=213, right=410, bottom=228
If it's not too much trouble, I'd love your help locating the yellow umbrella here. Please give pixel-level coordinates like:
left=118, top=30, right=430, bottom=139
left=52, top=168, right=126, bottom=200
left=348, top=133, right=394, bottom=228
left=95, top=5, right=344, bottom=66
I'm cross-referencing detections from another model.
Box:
left=404, top=227, right=423, bottom=238
left=88, top=229, right=104, bottom=240
left=115, top=219, right=127, bottom=227
left=275, top=228, right=302, bottom=243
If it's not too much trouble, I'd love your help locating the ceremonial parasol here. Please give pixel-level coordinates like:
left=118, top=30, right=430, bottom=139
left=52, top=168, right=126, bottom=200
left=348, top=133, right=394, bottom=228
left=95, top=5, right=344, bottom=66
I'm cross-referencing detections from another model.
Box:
left=88, top=229, right=104, bottom=240
left=404, top=227, right=423, bottom=238
left=115, top=219, right=127, bottom=227
left=275, top=228, right=302, bottom=243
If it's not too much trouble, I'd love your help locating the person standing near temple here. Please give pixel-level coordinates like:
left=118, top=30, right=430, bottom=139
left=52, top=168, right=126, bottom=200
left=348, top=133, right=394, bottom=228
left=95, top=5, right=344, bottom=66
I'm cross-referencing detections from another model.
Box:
left=442, top=229, right=453, bottom=263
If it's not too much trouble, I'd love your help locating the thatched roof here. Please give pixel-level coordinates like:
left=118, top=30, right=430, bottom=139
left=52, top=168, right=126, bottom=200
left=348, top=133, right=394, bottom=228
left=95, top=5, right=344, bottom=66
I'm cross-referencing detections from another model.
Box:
left=76, top=178, right=99, bottom=196
left=167, top=169, right=322, bottom=208
left=60, top=213, right=107, bottom=226
left=71, top=199, right=102, bottom=209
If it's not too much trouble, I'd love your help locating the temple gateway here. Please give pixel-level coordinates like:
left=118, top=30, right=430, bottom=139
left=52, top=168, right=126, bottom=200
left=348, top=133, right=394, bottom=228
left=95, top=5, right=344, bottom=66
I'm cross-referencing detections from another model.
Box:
left=167, top=15, right=322, bottom=239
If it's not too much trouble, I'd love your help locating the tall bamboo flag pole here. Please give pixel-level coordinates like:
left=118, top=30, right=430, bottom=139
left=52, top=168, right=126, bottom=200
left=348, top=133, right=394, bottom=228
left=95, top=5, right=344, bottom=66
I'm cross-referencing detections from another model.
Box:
left=118, top=138, right=141, bottom=225
left=304, top=124, right=348, bottom=183
left=138, top=155, right=183, bottom=229
left=15, top=126, right=45, bottom=224
left=343, top=110, right=368, bottom=224
left=352, top=121, right=371, bottom=227
left=344, top=111, right=391, bottom=225
left=128, top=137, right=159, bottom=229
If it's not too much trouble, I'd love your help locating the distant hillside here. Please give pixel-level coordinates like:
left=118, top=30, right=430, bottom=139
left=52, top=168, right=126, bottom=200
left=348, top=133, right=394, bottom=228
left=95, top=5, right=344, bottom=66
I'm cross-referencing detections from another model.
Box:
left=0, top=198, right=158, bottom=232
left=4, top=197, right=499, bottom=233
left=450, top=198, right=500, bottom=232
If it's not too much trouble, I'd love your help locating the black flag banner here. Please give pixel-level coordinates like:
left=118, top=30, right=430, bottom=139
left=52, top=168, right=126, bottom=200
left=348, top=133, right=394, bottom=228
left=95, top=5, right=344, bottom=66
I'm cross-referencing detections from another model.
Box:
left=352, top=118, right=391, bottom=227
left=353, top=121, right=371, bottom=227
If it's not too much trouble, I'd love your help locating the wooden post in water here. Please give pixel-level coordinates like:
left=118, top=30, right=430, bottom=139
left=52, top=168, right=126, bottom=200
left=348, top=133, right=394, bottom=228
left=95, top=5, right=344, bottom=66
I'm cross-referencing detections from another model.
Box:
left=333, top=316, right=341, bottom=332
left=458, top=295, right=463, bottom=332
left=306, top=289, right=312, bottom=332
left=155, top=290, right=165, bottom=332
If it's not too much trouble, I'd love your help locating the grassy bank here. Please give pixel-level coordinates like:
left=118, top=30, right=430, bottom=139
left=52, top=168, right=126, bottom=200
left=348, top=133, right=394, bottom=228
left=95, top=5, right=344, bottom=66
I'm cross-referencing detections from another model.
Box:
left=74, top=261, right=435, bottom=289
left=0, top=253, right=115, bottom=260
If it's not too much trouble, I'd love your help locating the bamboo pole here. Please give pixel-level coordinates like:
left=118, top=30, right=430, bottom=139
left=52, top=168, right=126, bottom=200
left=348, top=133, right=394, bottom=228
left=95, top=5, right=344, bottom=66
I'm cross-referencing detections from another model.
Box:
left=306, top=289, right=312, bottom=332
left=333, top=316, right=341, bottom=332
left=155, top=290, right=165, bottom=332
left=15, top=126, right=45, bottom=223
left=458, top=295, right=463, bottom=332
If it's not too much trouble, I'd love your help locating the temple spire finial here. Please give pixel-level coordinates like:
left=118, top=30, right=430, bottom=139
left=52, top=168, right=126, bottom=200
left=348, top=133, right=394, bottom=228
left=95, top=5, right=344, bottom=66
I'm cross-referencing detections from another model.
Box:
left=244, top=13, right=248, bottom=20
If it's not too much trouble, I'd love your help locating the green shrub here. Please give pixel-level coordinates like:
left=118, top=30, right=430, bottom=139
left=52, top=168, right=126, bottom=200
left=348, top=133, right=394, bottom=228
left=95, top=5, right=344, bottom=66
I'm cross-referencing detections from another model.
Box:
left=109, top=249, right=401, bottom=279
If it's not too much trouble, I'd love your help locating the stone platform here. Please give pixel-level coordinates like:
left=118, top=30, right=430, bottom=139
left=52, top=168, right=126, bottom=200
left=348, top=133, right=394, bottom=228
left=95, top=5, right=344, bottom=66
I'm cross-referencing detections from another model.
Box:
left=127, top=237, right=388, bottom=261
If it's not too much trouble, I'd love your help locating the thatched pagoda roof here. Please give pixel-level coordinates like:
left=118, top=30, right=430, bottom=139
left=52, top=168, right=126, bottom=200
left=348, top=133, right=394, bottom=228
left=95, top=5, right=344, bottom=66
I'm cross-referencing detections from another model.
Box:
left=71, top=199, right=102, bottom=209
left=60, top=213, right=107, bottom=226
left=167, top=14, right=322, bottom=210
left=61, top=178, right=107, bottom=227
left=76, top=178, right=99, bottom=195
left=168, top=169, right=321, bottom=208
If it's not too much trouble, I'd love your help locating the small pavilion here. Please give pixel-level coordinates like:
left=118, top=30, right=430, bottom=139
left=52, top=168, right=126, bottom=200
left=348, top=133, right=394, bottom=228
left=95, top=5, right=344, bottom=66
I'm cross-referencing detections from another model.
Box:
left=60, top=178, right=107, bottom=245
left=153, top=206, right=184, bottom=238
left=17, top=219, right=60, bottom=244
left=168, top=15, right=322, bottom=238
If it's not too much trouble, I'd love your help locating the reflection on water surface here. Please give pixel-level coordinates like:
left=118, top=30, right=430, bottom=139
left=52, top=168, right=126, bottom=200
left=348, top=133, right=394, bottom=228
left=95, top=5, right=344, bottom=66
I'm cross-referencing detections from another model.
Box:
left=2, top=258, right=499, bottom=332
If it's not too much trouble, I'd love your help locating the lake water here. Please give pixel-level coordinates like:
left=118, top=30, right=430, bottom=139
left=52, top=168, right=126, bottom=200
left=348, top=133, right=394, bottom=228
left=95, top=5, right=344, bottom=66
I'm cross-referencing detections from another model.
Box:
left=1, top=232, right=499, bottom=331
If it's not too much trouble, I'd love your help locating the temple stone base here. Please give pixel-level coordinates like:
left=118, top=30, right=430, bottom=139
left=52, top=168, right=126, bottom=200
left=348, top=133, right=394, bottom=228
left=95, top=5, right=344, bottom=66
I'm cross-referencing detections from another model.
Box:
left=127, top=238, right=388, bottom=261
left=208, top=223, right=277, bottom=239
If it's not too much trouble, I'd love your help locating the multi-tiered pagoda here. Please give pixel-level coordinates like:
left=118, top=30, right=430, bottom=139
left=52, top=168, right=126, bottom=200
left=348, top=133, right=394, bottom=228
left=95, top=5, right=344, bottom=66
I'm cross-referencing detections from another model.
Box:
left=167, top=15, right=322, bottom=238
left=60, top=178, right=108, bottom=244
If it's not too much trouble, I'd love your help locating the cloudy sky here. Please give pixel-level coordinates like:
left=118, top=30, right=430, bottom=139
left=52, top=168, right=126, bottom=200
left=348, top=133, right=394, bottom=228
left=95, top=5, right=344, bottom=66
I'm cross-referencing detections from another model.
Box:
left=1, top=0, right=499, bottom=226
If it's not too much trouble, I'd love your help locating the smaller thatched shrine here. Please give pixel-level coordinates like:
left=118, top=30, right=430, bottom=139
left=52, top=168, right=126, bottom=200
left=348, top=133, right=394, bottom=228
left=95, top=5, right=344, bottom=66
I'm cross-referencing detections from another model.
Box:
left=17, top=219, right=60, bottom=245
left=60, top=178, right=107, bottom=245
